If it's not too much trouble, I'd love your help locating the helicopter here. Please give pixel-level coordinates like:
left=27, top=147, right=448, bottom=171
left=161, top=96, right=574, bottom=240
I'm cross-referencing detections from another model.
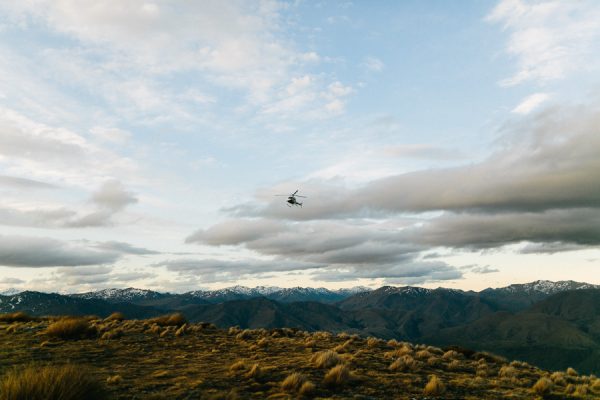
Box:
left=275, top=189, right=307, bottom=207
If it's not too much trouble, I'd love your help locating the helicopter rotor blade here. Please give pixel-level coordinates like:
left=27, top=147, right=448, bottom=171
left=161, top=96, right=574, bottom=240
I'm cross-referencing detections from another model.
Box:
left=295, top=195, right=307, bottom=198
left=293, top=190, right=298, bottom=195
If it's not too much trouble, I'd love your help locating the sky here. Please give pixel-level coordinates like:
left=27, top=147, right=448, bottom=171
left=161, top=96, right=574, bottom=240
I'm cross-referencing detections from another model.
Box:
left=0, top=0, right=599, bottom=293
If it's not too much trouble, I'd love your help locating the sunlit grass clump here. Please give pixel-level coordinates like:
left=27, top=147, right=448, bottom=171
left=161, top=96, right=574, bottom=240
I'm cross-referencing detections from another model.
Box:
left=0, top=364, right=106, bottom=400
left=44, top=317, right=97, bottom=340
left=0, top=312, right=36, bottom=323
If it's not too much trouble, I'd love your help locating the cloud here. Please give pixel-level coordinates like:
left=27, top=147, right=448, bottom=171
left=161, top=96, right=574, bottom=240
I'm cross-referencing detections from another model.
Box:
left=90, top=180, right=137, bottom=212
left=488, top=0, right=600, bottom=86
left=512, top=92, right=551, bottom=114
left=0, top=235, right=120, bottom=267
left=470, top=265, right=500, bottom=274
left=311, top=261, right=463, bottom=284
left=519, top=242, right=592, bottom=254
left=362, top=56, right=384, bottom=72
left=155, top=258, right=323, bottom=283
left=186, top=219, right=287, bottom=246
left=228, top=105, right=600, bottom=220
left=384, top=144, right=461, bottom=160
left=406, top=208, right=600, bottom=249
left=0, top=180, right=138, bottom=229
left=0, top=107, right=138, bottom=186
left=0, top=175, right=57, bottom=189
left=0, top=235, right=157, bottom=268
left=0, top=1, right=351, bottom=121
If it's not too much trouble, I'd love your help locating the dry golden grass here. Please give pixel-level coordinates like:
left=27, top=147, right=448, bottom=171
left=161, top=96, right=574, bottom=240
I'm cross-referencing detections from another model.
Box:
left=0, top=364, right=106, bottom=400
left=311, top=350, right=343, bottom=369
left=567, top=367, right=578, bottom=376
left=100, top=329, right=123, bottom=340
left=0, top=315, right=593, bottom=399
left=366, top=337, right=380, bottom=347
left=498, top=365, right=517, bottom=379
left=106, top=375, right=122, bottom=385
left=0, top=312, right=36, bottom=323
left=323, top=364, right=353, bottom=387
left=104, top=312, right=125, bottom=322
left=147, top=313, right=187, bottom=327
left=532, top=377, right=553, bottom=395
left=44, top=318, right=97, bottom=340
left=389, top=354, right=418, bottom=372
left=298, top=381, right=315, bottom=396
left=281, top=372, right=307, bottom=393
left=423, top=375, right=446, bottom=396
left=244, top=364, right=262, bottom=380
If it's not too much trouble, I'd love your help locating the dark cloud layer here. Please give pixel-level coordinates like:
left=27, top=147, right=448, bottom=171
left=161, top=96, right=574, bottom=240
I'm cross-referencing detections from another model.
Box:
left=228, top=106, right=600, bottom=221
left=0, top=235, right=156, bottom=268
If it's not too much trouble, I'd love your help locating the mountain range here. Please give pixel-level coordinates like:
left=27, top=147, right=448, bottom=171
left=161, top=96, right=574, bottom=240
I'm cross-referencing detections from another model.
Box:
left=1, top=280, right=599, bottom=374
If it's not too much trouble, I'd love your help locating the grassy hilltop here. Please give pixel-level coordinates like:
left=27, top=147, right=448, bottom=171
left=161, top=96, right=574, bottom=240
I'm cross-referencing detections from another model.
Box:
left=0, top=312, right=599, bottom=399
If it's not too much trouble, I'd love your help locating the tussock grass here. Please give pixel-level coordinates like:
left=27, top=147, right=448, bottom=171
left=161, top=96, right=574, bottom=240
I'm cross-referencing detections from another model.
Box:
left=0, top=364, right=107, bottom=400
left=442, top=350, right=462, bottom=360
left=566, top=367, right=578, bottom=377
left=281, top=372, right=307, bottom=393
left=106, top=375, right=122, bottom=385
left=323, top=364, right=353, bottom=387
left=104, top=312, right=125, bottom=322
left=550, top=371, right=567, bottom=386
left=498, top=365, right=517, bottom=379
left=389, top=355, right=418, bottom=372
left=311, top=350, right=343, bottom=369
left=229, top=360, right=246, bottom=373
left=100, top=329, right=123, bottom=340
left=148, top=313, right=187, bottom=327
left=415, top=349, right=433, bottom=360
left=532, top=377, right=553, bottom=395
left=298, top=381, right=315, bottom=396
left=423, top=375, right=446, bottom=396
left=244, top=364, right=262, bottom=380
left=366, top=337, right=380, bottom=347
left=44, top=318, right=97, bottom=340
left=0, top=312, right=36, bottom=323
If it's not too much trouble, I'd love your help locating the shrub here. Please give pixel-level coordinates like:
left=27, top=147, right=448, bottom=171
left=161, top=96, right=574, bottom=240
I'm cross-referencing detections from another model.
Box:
left=323, top=364, right=352, bottom=387
left=44, top=318, right=97, bottom=340
left=104, top=312, right=125, bottom=322
left=532, top=377, right=553, bottom=395
left=148, top=313, right=187, bottom=327
left=0, top=364, right=107, bottom=400
left=311, top=350, right=343, bottom=369
left=281, top=372, right=307, bottom=393
left=423, top=375, right=446, bottom=396
left=0, top=312, right=36, bottom=323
